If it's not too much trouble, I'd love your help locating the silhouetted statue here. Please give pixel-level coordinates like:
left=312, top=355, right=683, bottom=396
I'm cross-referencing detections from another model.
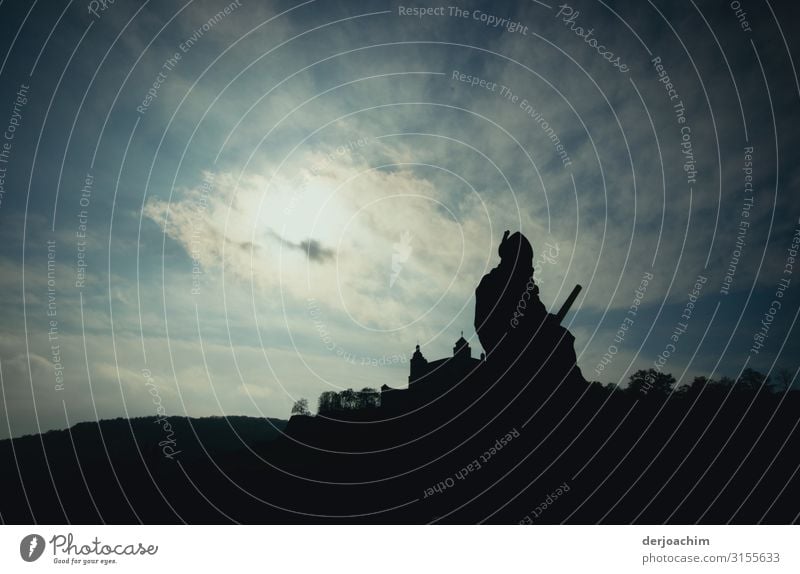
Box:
left=474, top=230, right=585, bottom=383
left=475, top=231, right=545, bottom=355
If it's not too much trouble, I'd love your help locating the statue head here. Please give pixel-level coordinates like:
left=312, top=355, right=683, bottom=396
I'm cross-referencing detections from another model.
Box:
left=498, top=230, right=533, bottom=270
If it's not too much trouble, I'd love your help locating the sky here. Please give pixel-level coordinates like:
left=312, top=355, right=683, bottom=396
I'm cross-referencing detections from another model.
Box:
left=0, top=0, right=799, bottom=439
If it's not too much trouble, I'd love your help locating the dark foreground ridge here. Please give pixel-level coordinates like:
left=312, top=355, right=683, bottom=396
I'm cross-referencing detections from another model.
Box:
left=1, top=232, right=798, bottom=524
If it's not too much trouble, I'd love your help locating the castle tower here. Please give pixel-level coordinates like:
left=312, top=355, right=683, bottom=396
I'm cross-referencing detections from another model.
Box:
left=453, top=331, right=471, bottom=360
left=409, top=344, right=428, bottom=385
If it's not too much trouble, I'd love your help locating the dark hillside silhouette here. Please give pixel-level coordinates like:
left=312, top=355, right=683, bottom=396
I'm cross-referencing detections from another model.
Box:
left=1, top=232, right=798, bottom=524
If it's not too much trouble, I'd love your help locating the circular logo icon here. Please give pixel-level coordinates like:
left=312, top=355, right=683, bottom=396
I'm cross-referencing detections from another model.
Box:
left=20, top=534, right=45, bottom=562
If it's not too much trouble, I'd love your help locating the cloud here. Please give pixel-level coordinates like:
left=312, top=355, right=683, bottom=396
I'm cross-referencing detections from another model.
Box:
left=262, top=228, right=334, bottom=263
left=298, top=239, right=334, bottom=262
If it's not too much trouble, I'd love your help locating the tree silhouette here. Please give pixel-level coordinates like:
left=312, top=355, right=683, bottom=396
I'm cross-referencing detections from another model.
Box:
left=358, top=388, right=380, bottom=409
left=681, top=375, right=709, bottom=396
left=736, top=367, right=769, bottom=393
left=318, top=391, right=341, bottom=413
left=627, top=368, right=676, bottom=397
left=291, top=398, right=310, bottom=416
left=340, top=389, right=358, bottom=410
left=717, top=376, right=735, bottom=389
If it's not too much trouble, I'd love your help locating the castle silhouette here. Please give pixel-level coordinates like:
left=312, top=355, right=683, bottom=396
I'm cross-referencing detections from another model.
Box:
left=380, top=334, right=484, bottom=411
